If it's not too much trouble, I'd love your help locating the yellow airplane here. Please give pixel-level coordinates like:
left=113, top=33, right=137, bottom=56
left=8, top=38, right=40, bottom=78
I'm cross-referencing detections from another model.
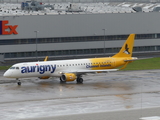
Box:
left=3, top=34, right=137, bottom=85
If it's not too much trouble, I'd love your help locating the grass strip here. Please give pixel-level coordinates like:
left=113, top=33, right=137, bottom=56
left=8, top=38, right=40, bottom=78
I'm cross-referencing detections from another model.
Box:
left=0, top=66, right=11, bottom=70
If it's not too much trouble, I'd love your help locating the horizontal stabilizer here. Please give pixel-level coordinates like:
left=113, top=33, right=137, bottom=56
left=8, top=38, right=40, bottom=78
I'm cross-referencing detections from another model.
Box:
left=124, top=57, right=138, bottom=62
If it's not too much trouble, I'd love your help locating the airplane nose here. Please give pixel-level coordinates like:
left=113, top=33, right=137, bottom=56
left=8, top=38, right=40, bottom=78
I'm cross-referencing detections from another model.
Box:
left=3, top=71, right=11, bottom=78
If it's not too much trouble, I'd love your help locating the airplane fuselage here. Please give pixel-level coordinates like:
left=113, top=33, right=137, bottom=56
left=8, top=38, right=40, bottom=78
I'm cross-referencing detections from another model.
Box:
left=4, top=57, right=128, bottom=78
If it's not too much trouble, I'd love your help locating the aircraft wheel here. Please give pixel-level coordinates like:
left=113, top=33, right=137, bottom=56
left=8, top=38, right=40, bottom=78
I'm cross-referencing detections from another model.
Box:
left=77, top=77, right=83, bottom=84
left=16, top=78, right=21, bottom=86
left=17, top=82, right=21, bottom=86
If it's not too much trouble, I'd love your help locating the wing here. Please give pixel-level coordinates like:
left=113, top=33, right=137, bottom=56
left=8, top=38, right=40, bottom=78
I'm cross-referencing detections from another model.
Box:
left=59, top=69, right=118, bottom=75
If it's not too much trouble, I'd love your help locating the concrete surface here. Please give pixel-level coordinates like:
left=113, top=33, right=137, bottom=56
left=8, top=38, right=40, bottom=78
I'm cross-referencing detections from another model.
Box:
left=0, top=70, right=160, bottom=120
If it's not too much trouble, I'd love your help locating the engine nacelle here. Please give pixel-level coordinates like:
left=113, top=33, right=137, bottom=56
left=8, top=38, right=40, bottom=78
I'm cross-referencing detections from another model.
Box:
left=38, top=76, right=50, bottom=79
left=60, top=73, right=77, bottom=82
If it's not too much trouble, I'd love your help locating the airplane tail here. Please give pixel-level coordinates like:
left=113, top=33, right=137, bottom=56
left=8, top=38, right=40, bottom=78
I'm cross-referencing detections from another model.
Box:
left=112, top=34, right=135, bottom=58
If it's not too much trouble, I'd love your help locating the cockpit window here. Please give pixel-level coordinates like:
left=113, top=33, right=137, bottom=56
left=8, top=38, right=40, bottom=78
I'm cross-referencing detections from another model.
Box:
left=9, top=67, right=15, bottom=69
left=16, top=67, right=19, bottom=69
left=9, top=67, right=19, bottom=70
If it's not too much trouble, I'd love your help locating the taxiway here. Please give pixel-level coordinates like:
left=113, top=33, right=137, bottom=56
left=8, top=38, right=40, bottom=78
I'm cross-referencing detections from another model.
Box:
left=0, top=70, right=160, bottom=120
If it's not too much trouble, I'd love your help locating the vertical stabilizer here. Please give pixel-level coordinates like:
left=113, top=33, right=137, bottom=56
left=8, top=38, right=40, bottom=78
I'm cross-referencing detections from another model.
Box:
left=113, top=34, right=135, bottom=58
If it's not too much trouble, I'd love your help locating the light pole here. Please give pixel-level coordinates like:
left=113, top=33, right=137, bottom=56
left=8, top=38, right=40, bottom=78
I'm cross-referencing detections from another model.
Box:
left=34, top=31, right=39, bottom=61
left=102, top=29, right=106, bottom=55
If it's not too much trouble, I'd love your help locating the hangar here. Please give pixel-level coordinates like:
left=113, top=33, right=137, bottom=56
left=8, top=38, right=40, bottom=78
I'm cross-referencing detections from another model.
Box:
left=0, top=0, right=160, bottom=63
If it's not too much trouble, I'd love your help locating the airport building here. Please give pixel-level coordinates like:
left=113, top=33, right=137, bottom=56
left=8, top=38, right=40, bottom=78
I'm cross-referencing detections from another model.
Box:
left=0, top=1, right=160, bottom=62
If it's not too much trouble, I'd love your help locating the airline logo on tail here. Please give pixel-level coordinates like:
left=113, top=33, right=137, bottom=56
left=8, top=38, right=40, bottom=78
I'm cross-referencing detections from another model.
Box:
left=123, top=44, right=130, bottom=54
left=113, top=34, right=135, bottom=58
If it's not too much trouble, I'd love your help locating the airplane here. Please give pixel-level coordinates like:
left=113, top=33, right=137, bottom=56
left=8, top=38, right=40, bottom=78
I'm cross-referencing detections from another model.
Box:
left=3, top=34, right=137, bottom=86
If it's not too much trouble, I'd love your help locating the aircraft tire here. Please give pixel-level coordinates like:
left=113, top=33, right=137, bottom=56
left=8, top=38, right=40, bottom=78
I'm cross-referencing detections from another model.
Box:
left=77, top=78, right=83, bottom=84
left=17, top=82, right=21, bottom=86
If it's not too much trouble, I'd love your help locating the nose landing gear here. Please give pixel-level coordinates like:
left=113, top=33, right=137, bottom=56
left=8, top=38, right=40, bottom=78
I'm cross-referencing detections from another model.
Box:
left=16, top=78, right=21, bottom=86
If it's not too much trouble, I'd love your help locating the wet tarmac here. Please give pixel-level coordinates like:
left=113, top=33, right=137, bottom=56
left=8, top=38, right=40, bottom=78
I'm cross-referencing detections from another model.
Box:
left=0, top=70, right=160, bottom=120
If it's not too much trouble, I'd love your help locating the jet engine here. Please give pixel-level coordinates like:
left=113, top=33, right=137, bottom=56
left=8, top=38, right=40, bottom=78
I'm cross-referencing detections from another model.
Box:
left=60, top=73, right=77, bottom=82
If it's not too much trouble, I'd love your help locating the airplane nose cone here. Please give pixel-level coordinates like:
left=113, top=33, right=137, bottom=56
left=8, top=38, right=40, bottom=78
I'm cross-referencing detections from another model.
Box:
left=3, top=71, right=11, bottom=78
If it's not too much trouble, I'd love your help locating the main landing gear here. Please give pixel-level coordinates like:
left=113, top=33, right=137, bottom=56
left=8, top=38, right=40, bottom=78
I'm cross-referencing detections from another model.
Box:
left=16, top=78, right=21, bottom=86
left=76, top=77, right=83, bottom=84
left=60, top=77, right=83, bottom=84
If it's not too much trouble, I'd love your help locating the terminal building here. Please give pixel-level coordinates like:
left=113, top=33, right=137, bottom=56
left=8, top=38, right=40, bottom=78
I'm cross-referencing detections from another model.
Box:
left=0, top=0, right=160, bottom=63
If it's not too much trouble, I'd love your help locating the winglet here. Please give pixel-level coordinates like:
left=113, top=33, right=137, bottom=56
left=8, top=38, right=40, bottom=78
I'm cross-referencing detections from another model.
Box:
left=113, top=34, right=135, bottom=58
left=44, top=56, right=48, bottom=61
